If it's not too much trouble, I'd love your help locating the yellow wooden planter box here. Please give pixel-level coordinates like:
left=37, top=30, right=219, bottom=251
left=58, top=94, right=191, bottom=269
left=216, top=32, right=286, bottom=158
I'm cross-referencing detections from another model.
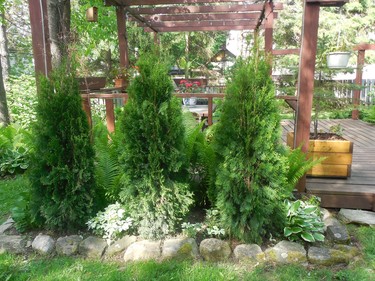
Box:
left=287, top=132, right=353, bottom=178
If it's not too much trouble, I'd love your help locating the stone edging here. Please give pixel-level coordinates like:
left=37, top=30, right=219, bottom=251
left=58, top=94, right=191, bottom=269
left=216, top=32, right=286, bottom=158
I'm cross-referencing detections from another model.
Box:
left=1, top=208, right=373, bottom=266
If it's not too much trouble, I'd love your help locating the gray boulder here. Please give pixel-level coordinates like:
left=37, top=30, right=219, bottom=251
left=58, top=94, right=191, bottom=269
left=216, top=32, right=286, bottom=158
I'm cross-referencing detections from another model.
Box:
left=56, top=235, right=82, bottom=256
left=79, top=236, right=107, bottom=258
left=323, top=217, right=341, bottom=232
left=32, top=234, right=55, bottom=255
left=0, top=217, right=15, bottom=234
left=326, top=225, right=350, bottom=244
left=233, top=244, right=264, bottom=262
left=199, top=238, right=231, bottom=262
left=338, top=209, right=375, bottom=226
left=265, top=240, right=307, bottom=264
left=124, top=240, right=161, bottom=262
left=162, top=237, right=199, bottom=260
left=0, top=235, right=26, bottom=254
left=106, top=235, right=137, bottom=257
left=308, top=246, right=351, bottom=265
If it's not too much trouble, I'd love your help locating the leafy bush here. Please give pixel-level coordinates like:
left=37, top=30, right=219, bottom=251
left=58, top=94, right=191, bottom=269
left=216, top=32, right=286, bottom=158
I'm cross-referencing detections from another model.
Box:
left=28, top=64, right=97, bottom=231
left=213, top=50, right=290, bottom=243
left=0, top=125, right=32, bottom=177
left=284, top=197, right=325, bottom=243
left=6, top=75, right=37, bottom=128
left=118, top=52, right=193, bottom=239
left=87, top=202, right=133, bottom=245
left=361, top=105, right=375, bottom=123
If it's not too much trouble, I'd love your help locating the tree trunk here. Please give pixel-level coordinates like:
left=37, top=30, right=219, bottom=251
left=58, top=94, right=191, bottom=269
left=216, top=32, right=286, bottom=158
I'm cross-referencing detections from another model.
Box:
left=47, top=0, right=70, bottom=66
left=0, top=13, right=10, bottom=80
left=0, top=60, right=10, bottom=127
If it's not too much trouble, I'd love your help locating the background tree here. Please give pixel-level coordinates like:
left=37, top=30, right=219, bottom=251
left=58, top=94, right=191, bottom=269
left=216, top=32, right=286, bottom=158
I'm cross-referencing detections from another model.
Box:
left=48, top=0, right=71, bottom=65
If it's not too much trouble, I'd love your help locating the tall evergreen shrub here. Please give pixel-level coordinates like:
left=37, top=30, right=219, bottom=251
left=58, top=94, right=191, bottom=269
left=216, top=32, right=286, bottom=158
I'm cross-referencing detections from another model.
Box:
left=28, top=65, right=96, bottom=231
left=118, top=52, right=192, bottom=239
left=214, top=50, right=289, bottom=243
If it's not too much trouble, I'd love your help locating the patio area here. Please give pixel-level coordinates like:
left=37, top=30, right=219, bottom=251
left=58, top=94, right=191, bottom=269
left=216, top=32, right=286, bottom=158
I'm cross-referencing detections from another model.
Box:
left=282, top=119, right=375, bottom=211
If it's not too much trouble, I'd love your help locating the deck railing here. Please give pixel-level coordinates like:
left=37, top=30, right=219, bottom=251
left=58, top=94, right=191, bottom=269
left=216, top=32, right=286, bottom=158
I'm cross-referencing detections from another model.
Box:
left=81, top=92, right=225, bottom=133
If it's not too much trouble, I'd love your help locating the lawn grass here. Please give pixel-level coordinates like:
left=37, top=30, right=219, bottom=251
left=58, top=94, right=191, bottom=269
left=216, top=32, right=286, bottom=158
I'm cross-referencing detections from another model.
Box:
left=0, top=175, right=29, bottom=224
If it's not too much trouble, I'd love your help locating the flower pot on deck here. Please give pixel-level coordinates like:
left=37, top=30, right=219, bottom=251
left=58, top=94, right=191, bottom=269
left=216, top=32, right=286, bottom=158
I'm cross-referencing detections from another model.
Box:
left=114, top=78, right=127, bottom=89
left=287, top=132, right=353, bottom=178
left=326, top=52, right=351, bottom=69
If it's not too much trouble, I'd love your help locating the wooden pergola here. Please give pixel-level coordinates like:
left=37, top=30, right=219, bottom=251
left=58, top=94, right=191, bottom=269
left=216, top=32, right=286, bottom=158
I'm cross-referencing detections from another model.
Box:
left=27, top=0, right=350, bottom=192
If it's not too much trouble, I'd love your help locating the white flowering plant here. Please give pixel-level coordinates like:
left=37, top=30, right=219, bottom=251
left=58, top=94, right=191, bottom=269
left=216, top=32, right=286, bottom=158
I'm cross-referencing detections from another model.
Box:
left=87, top=202, right=133, bottom=245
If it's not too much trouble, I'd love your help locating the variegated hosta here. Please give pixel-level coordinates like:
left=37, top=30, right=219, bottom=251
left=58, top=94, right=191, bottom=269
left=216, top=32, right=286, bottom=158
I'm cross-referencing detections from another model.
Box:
left=284, top=199, right=325, bottom=243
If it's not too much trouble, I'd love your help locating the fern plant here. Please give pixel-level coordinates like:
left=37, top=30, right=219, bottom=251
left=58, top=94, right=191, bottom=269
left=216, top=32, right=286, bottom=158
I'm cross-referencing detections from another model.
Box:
left=213, top=49, right=290, bottom=244
left=183, top=111, right=217, bottom=206
left=285, top=146, right=324, bottom=190
left=118, top=51, right=193, bottom=239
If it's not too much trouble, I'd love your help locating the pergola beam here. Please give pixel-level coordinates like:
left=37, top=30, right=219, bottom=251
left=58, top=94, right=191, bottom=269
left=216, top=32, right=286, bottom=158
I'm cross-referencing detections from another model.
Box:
left=107, top=0, right=262, bottom=6
left=144, top=25, right=262, bottom=32
left=130, top=12, right=274, bottom=22
left=136, top=20, right=260, bottom=28
left=129, top=3, right=283, bottom=15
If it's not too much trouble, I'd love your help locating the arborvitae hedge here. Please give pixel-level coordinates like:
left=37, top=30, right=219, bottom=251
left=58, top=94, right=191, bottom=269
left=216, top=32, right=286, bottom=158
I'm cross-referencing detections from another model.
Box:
left=28, top=65, right=96, bottom=231
left=214, top=51, right=288, bottom=243
left=118, top=52, right=192, bottom=239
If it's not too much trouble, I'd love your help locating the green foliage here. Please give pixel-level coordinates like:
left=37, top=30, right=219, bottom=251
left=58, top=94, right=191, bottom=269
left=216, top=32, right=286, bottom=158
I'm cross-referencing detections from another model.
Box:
left=0, top=175, right=29, bottom=225
left=181, top=208, right=226, bottom=239
left=92, top=118, right=121, bottom=203
left=0, top=125, right=32, bottom=177
left=214, top=50, right=289, bottom=243
left=361, top=105, right=375, bottom=123
left=5, top=75, right=37, bottom=128
left=284, top=197, right=325, bottom=243
left=285, top=146, right=323, bottom=190
left=183, top=112, right=216, bottom=206
left=118, top=52, right=193, bottom=239
left=28, top=64, right=97, bottom=231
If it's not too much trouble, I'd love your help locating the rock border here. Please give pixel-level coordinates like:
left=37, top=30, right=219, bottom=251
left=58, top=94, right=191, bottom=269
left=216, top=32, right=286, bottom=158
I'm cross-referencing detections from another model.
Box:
left=1, top=208, right=372, bottom=266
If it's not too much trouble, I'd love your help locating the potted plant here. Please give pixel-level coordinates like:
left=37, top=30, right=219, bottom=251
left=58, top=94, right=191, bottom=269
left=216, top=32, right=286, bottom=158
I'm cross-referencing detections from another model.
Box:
left=326, top=50, right=351, bottom=69
left=111, top=67, right=129, bottom=89
left=286, top=76, right=354, bottom=178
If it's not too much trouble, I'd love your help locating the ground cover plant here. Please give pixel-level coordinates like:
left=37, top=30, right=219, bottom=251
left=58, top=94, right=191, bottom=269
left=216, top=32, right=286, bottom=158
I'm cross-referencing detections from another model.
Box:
left=118, top=51, right=193, bottom=239
left=27, top=64, right=98, bottom=231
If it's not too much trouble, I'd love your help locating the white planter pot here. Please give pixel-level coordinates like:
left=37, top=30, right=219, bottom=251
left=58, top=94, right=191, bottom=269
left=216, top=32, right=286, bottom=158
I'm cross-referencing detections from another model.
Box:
left=183, top=97, right=197, bottom=106
left=326, top=52, right=351, bottom=68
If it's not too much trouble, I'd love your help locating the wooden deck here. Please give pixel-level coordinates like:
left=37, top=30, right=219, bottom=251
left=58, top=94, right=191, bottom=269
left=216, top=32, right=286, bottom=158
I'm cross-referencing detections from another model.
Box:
left=281, top=119, right=375, bottom=211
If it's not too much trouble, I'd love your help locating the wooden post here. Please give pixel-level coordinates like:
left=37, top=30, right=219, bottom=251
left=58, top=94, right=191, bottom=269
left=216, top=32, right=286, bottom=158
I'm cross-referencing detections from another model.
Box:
left=105, top=99, right=115, bottom=133
left=264, top=1, right=274, bottom=69
left=208, top=97, right=213, bottom=126
left=352, top=50, right=365, bottom=120
left=82, top=97, right=92, bottom=129
left=116, top=7, right=129, bottom=68
left=28, top=0, right=52, bottom=78
left=295, top=2, right=320, bottom=192
left=153, top=32, right=160, bottom=45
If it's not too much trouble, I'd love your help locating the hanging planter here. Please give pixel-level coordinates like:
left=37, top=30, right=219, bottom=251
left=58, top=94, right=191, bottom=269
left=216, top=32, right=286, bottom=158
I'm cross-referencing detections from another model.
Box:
left=326, top=51, right=351, bottom=69
left=86, top=7, right=98, bottom=22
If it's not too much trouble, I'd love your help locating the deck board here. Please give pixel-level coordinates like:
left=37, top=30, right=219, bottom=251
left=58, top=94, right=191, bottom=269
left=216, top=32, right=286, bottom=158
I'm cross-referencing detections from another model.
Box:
left=282, top=119, right=375, bottom=210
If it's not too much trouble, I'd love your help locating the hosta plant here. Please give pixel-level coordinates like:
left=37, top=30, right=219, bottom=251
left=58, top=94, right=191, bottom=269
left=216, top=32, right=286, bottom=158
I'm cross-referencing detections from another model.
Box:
left=284, top=198, right=325, bottom=243
left=87, top=202, right=133, bottom=245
